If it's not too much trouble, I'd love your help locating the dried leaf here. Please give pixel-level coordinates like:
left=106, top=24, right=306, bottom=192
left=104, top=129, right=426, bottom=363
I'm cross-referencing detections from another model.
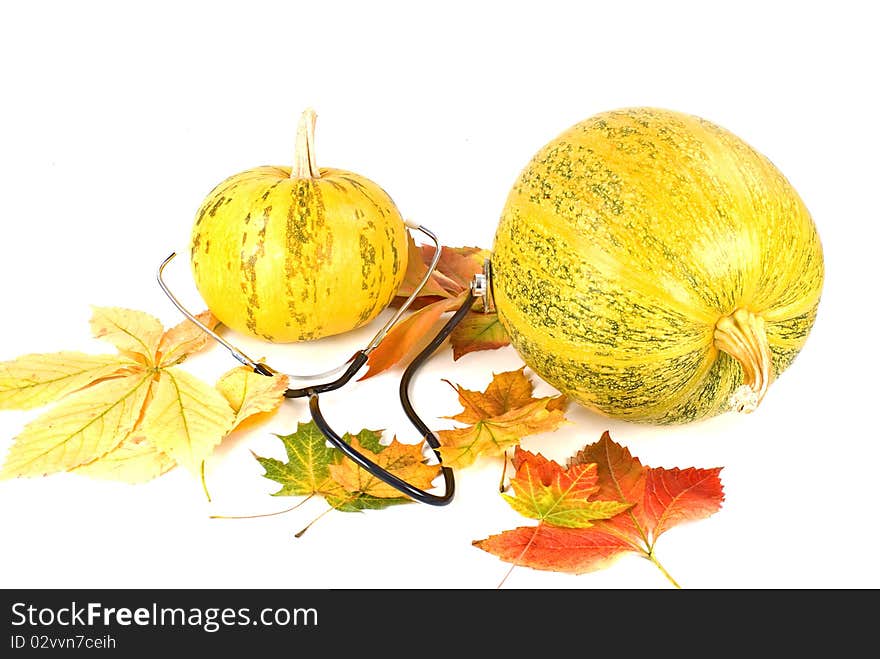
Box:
left=394, top=239, right=490, bottom=302
left=157, top=311, right=220, bottom=367
left=394, top=232, right=452, bottom=301
left=369, top=239, right=501, bottom=372
left=570, top=432, right=725, bottom=544
left=216, top=366, right=289, bottom=428
left=0, top=351, right=135, bottom=410
left=437, top=367, right=569, bottom=468
left=475, top=525, right=633, bottom=574
left=567, top=430, right=647, bottom=541
left=502, top=447, right=631, bottom=528
left=74, top=436, right=176, bottom=484
left=140, top=368, right=235, bottom=474
left=642, top=467, right=725, bottom=539
left=449, top=311, right=510, bottom=360
left=431, top=246, right=489, bottom=295
left=360, top=294, right=465, bottom=380
left=1, top=373, right=152, bottom=478
left=0, top=305, right=273, bottom=485
left=474, top=431, right=725, bottom=586
left=253, top=421, right=417, bottom=516
left=444, top=366, right=538, bottom=423
left=89, top=306, right=164, bottom=363
left=254, top=421, right=345, bottom=499
left=328, top=436, right=440, bottom=499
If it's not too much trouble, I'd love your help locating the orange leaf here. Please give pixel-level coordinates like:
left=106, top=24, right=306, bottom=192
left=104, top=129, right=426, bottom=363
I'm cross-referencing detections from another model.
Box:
left=641, top=466, right=726, bottom=540
left=157, top=310, right=220, bottom=367
left=569, top=431, right=724, bottom=544
left=444, top=366, right=537, bottom=423
left=474, top=525, right=632, bottom=575
left=449, top=311, right=510, bottom=360
left=437, top=367, right=569, bottom=468
left=393, top=240, right=490, bottom=303
left=394, top=232, right=452, bottom=300
left=474, top=430, right=725, bottom=585
left=431, top=245, right=489, bottom=295
left=359, top=294, right=466, bottom=381
left=568, top=430, right=647, bottom=540
left=327, top=436, right=440, bottom=499
left=502, top=447, right=631, bottom=527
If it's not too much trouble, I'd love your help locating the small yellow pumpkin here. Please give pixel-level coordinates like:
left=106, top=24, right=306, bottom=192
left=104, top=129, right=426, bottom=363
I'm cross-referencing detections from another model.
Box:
left=491, top=107, right=824, bottom=424
left=190, top=109, right=408, bottom=342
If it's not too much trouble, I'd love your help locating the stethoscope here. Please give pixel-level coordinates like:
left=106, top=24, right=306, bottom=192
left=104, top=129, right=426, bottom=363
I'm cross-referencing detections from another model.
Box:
left=156, top=222, right=493, bottom=506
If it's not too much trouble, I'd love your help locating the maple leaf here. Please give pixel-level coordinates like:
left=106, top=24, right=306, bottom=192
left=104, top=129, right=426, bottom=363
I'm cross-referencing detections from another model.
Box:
left=253, top=420, right=346, bottom=500
left=328, top=435, right=440, bottom=499
left=448, top=311, right=510, bottom=360
left=428, top=245, right=489, bottom=298
left=251, top=421, right=439, bottom=535
left=473, top=431, right=725, bottom=587
left=436, top=367, right=569, bottom=468
left=502, top=447, right=631, bottom=528
left=361, top=238, right=509, bottom=379
left=0, top=306, right=239, bottom=482
left=475, top=525, right=635, bottom=575
left=568, top=431, right=725, bottom=548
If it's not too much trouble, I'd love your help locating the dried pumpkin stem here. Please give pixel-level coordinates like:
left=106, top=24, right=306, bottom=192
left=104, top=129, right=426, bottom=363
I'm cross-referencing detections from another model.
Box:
left=713, top=308, right=773, bottom=413
left=291, top=107, right=320, bottom=179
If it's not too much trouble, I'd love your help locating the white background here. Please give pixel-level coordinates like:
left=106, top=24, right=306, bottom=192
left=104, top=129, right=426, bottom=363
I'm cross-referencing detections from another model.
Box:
left=1, top=0, right=877, bottom=590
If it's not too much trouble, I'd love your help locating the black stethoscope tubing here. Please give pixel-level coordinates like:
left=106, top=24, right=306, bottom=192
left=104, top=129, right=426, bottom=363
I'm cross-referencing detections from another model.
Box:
left=157, top=230, right=486, bottom=507
left=285, top=292, right=475, bottom=505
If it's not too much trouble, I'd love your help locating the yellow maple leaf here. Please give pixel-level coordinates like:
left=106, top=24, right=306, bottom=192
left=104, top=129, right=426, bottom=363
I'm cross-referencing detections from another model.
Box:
left=437, top=367, right=569, bottom=469
left=328, top=436, right=441, bottom=499
left=0, top=306, right=239, bottom=482
left=216, top=365, right=289, bottom=429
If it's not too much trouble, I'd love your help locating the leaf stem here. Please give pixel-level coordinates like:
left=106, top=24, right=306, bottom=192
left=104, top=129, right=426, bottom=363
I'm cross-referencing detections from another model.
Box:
left=499, top=449, right=509, bottom=493
left=209, top=494, right=314, bottom=520
left=200, top=460, right=211, bottom=502
left=294, top=503, right=336, bottom=538
left=497, top=524, right=541, bottom=589
left=647, top=549, right=681, bottom=589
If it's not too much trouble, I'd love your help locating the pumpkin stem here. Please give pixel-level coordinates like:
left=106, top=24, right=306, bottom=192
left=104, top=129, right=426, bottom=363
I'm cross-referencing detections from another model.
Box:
left=713, top=308, right=773, bottom=413
left=291, top=107, right=320, bottom=179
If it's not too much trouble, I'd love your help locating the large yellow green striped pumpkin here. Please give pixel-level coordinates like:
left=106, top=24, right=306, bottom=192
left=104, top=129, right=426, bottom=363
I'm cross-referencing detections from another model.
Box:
left=491, top=107, right=824, bottom=424
left=190, top=109, right=408, bottom=342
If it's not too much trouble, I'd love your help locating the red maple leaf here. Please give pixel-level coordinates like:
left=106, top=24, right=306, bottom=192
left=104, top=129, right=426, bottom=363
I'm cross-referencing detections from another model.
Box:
left=474, top=431, right=724, bottom=587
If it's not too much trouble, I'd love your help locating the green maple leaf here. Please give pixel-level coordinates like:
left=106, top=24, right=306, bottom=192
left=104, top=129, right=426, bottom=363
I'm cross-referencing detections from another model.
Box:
left=254, top=421, right=338, bottom=498
left=253, top=421, right=410, bottom=514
